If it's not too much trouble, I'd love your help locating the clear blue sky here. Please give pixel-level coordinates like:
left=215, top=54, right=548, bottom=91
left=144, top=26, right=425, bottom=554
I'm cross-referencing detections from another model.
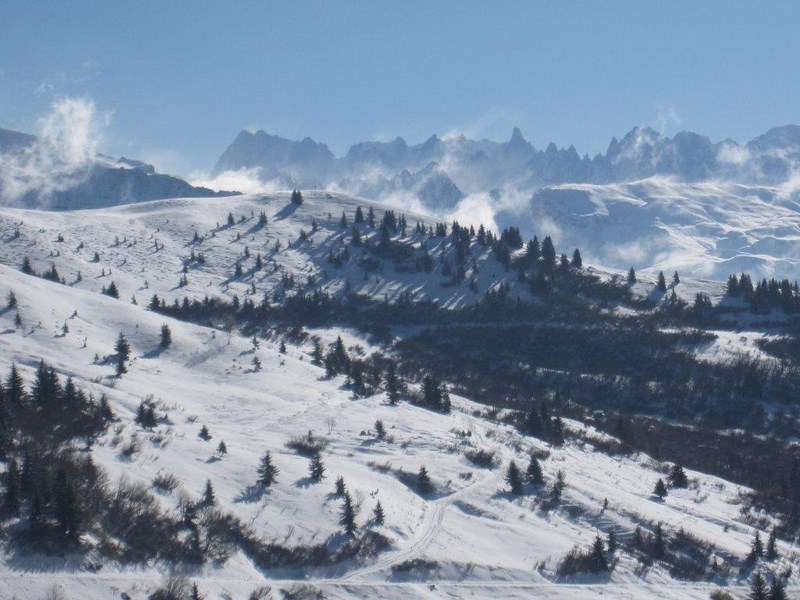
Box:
left=1, top=1, right=799, bottom=175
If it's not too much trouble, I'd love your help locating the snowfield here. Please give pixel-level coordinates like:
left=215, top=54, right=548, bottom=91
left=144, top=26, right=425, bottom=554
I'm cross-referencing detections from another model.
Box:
left=0, top=193, right=794, bottom=599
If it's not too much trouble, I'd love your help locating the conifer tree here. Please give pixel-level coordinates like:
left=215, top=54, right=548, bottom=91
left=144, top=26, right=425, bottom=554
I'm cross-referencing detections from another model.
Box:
left=749, top=572, right=767, bottom=600
left=257, top=451, right=278, bottom=487
left=160, top=324, right=172, bottom=348
left=6, top=291, right=17, bottom=309
left=217, top=441, right=227, bottom=455
left=653, top=522, right=666, bottom=559
left=309, top=451, right=325, bottom=481
left=766, top=527, right=778, bottom=560
left=526, top=455, right=544, bottom=485
left=654, top=478, right=668, bottom=499
left=339, top=491, right=357, bottom=535
left=505, top=461, right=523, bottom=495
left=54, top=468, right=82, bottom=541
left=355, top=206, right=364, bottom=223
left=657, top=271, right=667, bottom=292
left=551, top=470, right=566, bottom=502
left=291, top=189, right=304, bottom=205
left=202, top=479, right=215, bottom=505
left=190, top=583, right=204, bottom=600
left=751, top=530, right=764, bottom=558
left=417, top=466, right=433, bottom=495
left=6, top=364, right=25, bottom=407
left=768, top=577, right=787, bottom=600
left=673, top=271, right=680, bottom=284
left=591, top=535, right=608, bottom=571
left=198, top=425, right=211, bottom=440
left=571, top=248, right=582, bottom=269
left=541, top=236, right=557, bottom=271
left=668, top=464, right=688, bottom=488
left=374, top=419, right=386, bottom=439
left=627, top=267, right=637, bottom=284
left=607, top=529, right=617, bottom=554
left=335, top=475, right=347, bottom=496
left=373, top=500, right=384, bottom=525
left=115, top=332, right=131, bottom=375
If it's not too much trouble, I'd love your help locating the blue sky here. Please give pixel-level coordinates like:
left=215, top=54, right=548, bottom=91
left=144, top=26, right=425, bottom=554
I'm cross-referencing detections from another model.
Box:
left=1, top=1, right=799, bottom=175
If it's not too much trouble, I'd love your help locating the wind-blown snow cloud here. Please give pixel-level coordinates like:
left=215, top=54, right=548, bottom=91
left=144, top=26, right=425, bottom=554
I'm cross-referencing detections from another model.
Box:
left=0, top=97, right=111, bottom=206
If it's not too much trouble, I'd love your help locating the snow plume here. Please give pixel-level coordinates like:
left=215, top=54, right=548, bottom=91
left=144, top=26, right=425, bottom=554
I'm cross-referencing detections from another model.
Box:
left=189, top=167, right=281, bottom=194
left=0, top=97, right=111, bottom=206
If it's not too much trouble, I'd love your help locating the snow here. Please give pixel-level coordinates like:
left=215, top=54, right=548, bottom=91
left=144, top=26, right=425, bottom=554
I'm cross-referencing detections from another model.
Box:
left=0, top=193, right=794, bottom=599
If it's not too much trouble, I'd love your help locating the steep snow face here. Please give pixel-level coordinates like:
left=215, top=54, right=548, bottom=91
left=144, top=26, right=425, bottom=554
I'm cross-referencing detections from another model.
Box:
left=0, top=210, right=791, bottom=599
left=494, top=178, right=800, bottom=280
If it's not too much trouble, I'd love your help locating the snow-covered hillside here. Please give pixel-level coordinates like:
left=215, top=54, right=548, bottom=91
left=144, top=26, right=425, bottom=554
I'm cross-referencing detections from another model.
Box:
left=497, top=178, right=800, bottom=281
left=0, top=193, right=794, bottom=599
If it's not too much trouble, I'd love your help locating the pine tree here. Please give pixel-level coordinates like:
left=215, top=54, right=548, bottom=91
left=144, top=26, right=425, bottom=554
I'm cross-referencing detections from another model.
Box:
left=104, top=281, right=120, bottom=299
left=227, top=212, right=235, bottom=226
left=505, top=461, right=523, bottom=495
left=526, top=455, right=544, bottom=485
left=751, top=530, right=764, bottom=558
left=551, top=470, right=565, bottom=502
left=385, top=363, right=401, bottom=405
left=749, top=572, right=767, bottom=600
left=115, top=332, right=131, bottom=375
left=202, top=479, right=215, bottom=505
left=627, top=267, right=637, bottom=284
left=591, top=535, right=608, bottom=571
left=339, top=491, right=357, bottom=535
left=160, top=324, right=172, bottom=348
left=6, top=364, right=25, bottom=406
left=653, top=478, right=668, bottom=499
left=6, top=291, right=17, bottom=309
left=673, top=271, right=680, bottom=284
left=417, top=466, right=433, bottom=495
left=653, top=523, right=666, bottom=559
left=374, top=419, right=386, bottom=439
left=217, top=440, right=227, bottom=455
left=355, top=206, right=364, bottom=223
left=373, top=500, right=385, bottom=525
left=765, top=527, right=778, bottom=560
left=190, top=583, right=204, bottom=600
left=335, top=475, right=347, bottom=496
left=291, top=189, right=304, bottom=205
left=571, top=248, right=582, bottom=269
left=768, top=577, right=788, bottom=600
left=541, top=236, right=557, bottom=271
left=309, top=451, right=325, bottom=481
left=198, top=425, right=211, bottom=440
left=668, top=464, right=688, bottom=488
left=257, top=451, right=278, bottom=487
left=657, top=271, right=667, bottom=292
left=252, top=356, right=262, bottom=371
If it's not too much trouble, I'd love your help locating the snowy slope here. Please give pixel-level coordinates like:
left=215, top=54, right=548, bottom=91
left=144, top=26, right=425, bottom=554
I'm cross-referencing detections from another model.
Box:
left=0, top=265, right=788, bottom=600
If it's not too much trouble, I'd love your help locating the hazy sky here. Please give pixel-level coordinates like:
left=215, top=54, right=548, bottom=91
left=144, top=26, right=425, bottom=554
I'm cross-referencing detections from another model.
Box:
left=1, top=1, right=799, bottom=175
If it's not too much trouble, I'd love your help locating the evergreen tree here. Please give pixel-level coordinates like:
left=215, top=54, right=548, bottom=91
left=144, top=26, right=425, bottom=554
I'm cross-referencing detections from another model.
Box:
left=653, top=523, right=666, bottom=559
left=291, top=189, right=304, bottom=205
left=627, top=267, right=637, bottom=284
left=257, top=451, right=278, bottom=487
left=355, top=206, right=364, bottom=223
left=227, top=212, right=235, bottom=226
left=551, top=470, right=566, bottom=502
left=160, top=324, right=172, bottom=348
left=103, top=281, right=120, bottom=299
left=768, top=577, right=788, bottom=600
left=374, top=419, right=386, bottom=439
left=766, top=528, right=778, bottom=560
left=335, top=475, right=347, bottom=496
left=417, top=466, right=433, bottom=495
left=6, top=364, right=25, bottom=406
left=752, top=530, right=764, bottom=558
left=202, top=479, right=215, bottom=505
left=198, top=425, right=211, bottom=440
left=657, top=271, right=667, bottom=292
left=541, top=236, right=557, bottom=271
left=217, top=440, right=227, bottom=455
left=505, top=461, right=523, bottom=495
left=115, top=332, right=131, bottom=375
left=749, top=572, right=767, bottom=600
left=571, top=248, right=582, bottom=269
left=385, top=363, right=401, bottom=405
left=6, top=291, right=17, bottom=309
left=309, top=451, right=325, bottom=481
left=673, top=271, right=680, bottom=284
left=653, top=478, right=668, bottom=499
left=526, top=455, right=544, bottom=485
left=668, top=464, right=688, bottom=488
left=190, top=583, right=204, bottom=600
left=339, top=491, right=357, bottom=535
left=373, top=500, right=385, bottom=525
left=591, top=535, right=608, bottom=571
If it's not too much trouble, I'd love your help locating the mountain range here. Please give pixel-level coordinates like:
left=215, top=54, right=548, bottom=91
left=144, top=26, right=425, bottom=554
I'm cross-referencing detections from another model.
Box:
left=212, top=124, right=800, bottom=206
